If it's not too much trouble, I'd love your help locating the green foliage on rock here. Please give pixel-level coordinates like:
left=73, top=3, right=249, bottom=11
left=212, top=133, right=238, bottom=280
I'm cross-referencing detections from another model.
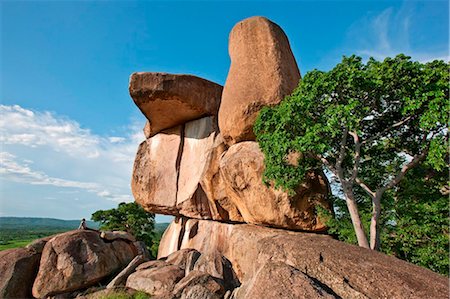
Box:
left=254, top=54, right=449, bottom=251
left=91, top=202, right=156, bottom=254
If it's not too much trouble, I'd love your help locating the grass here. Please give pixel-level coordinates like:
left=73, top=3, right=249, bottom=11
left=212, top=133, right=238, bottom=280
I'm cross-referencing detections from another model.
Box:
left=98, top=290, right=150, bottom=299
left=0, top=239, right=35, bottom=251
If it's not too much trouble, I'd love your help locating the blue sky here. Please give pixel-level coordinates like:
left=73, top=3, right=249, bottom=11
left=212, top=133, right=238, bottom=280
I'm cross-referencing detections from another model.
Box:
left=1, top=0, right=448, bottom=222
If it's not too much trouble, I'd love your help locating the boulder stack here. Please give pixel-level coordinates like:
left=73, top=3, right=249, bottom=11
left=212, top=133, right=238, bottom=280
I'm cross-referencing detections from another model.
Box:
left=127, top=15, right=449, bottom=299
left=130, top=16, right=329, bottom=231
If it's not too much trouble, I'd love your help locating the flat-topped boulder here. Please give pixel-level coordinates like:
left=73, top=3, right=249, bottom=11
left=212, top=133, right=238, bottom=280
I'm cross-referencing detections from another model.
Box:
left=219, top=16, right=301, bottom=145
left=130, top=72, right=223, bottom=136
left=158, top=217, right=449, bottom=299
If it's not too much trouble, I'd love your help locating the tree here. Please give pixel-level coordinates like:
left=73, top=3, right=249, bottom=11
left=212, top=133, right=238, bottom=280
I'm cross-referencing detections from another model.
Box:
left=92, top=202, right=156, bottom=253
left=254, top=55, right=449, bottom=250
left=323, top=164, right=449, bottom=275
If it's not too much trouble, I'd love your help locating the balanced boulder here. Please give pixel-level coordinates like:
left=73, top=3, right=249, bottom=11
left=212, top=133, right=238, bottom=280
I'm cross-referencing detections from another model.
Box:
left=129, top=72, right=223, bottom=136
left=219, top=141, right=331, bottom=231
left=219, top=16, right=301, bottom=145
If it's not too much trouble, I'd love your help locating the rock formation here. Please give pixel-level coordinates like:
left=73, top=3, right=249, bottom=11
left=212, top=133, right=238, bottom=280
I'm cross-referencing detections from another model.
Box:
left=157, top=217, right=449, bottom=299
left=219, top=141, right=330, bottom=230
left=129, top=73, right=223, bottom=137
left=3, top=15, right=446, bottom=299
left=32, top=230, right=138, bottom=298
left=218, top=16, right=301, bottom=145
left=0, top=246, right=41, bottom=298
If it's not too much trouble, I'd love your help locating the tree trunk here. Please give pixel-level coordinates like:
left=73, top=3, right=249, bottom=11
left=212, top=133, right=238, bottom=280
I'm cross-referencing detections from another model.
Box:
left=369, top=194, right=382, bottom=250
left=342, top=185, right=370, bottom=249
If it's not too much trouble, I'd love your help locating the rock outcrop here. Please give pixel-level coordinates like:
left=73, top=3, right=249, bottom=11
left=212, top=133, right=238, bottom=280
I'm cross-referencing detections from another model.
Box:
left=32, top=230, right=137, bottom=298
left=157, top=217, right=449, bottom=299
left=220, top=141, right=330, bottom=231
left=218, top=16, right=301, bottom=145
left=131, top=116, right=247, bottom=223
left=0, top=247, right=41, bottom=298
left=129, top=73, right=223, bottom=136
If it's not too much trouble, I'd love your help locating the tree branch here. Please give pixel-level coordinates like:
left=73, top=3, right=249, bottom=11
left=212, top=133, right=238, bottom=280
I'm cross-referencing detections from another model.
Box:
left=379, top=150, right=428, bottom=194
left=355, top=177, right=376, bottom=197
left=336, top=127, right=348, bottom=178
left=315, top=155, right=337, bottom=176
left=349, top=131, right=361, bottom=182
left=362, top=115, right=413, bottom=145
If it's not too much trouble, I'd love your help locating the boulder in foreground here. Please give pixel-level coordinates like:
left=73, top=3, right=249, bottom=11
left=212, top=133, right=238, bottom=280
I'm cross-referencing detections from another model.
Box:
left=0, top=247, right=41, bottom=298
left=32, top=230, right=137, bottom=298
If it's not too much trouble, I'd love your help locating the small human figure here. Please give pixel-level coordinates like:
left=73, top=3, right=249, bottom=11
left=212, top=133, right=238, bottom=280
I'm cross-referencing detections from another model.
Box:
left=78, top=218, right=87, bottom=230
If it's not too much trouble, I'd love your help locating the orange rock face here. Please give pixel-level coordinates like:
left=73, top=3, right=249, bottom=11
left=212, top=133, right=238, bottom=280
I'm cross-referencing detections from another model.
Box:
left=158, top=217, right=449, bottom=299
left=130, top=72, right=223, bottom=137
left=218, top=16, right=301, bottom=145
left=219, top=142, right=331, bottom=231
left=32, top=230, right=136, bottom=298
left=131, top=117, right=243, bottom=222
left=132, top=126, right=182, bottom=215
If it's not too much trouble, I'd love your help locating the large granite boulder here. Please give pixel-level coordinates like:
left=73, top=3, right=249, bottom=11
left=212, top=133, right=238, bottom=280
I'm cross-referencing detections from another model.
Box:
left=220, top=141, right=331, bottom=231
left=219, top=16, right=301, bottom=145
left=129, top=72, right=223, bottom=136
left=132, top=125, right=182, bottom=215
left=158, top=217, right=449, bottom=299
left=32, top=230, right=137, bottom=298
left=0, top=247, right=41, bottom=298
left=132, top=116, right=243, bottom=222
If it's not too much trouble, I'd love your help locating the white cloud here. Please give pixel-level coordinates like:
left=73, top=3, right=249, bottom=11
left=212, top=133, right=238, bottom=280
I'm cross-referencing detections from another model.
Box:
left=345, top=6, right=449, bottom=63
left=0, top=105, right=144, bottom=204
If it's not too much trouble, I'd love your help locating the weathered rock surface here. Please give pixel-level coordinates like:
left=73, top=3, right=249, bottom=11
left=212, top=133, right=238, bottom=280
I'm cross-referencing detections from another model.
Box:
left=173, top=270, right=225, bottom=298
left=166, top=248, right=200, bottom=270
left=132, top=126, right=182, bottom=215
left=25, top=235, right=54, bottom=253
left=193, top=251, right=237, bottom=289
left=136, top=259, right=169, bottom=271
left=132, top=117, right=243, bottom=222
left=101, top=230, right=136, bottom=242
left=158, top=217, right=449, bottom=299
left=126, top=264, right=185, bottom=296
left=220, top=141, right=331, bottom=231
left=130, top=72, right=223, bottom=136
left=181, top=284, right=221, bottom=299
left=0, top=247, right=41, bottom=298
left=176, top=117, right=222, bottom=219
left=235, top=261, right=337, bottom=299
left=107, top=255, right=147, bottom=289
left=32, top=230, right=137, bottom=298
left=219, top=16, right=301, bottom=145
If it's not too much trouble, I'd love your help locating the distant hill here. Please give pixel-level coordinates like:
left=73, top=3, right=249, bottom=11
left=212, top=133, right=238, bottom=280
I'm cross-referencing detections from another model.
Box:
left=0, top=217, right=99, bottom=230
left=0, top=217, right=169, bottom=232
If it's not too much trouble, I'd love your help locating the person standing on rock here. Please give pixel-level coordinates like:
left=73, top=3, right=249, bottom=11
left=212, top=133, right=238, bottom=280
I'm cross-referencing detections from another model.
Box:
left=78, top=218, right=87, bottom=230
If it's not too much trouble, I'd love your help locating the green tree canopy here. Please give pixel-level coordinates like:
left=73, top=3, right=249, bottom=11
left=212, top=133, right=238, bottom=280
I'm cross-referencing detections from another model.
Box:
left=91, top=202, right=155, bottom=253
left=254, top=54, right=449, bottom=250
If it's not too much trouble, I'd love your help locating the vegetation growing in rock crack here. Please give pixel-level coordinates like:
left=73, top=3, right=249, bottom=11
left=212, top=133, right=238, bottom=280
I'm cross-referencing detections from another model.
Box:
left=91, top=202, right=157, bottom=257
left=254, top=55, right=449, bottom=260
